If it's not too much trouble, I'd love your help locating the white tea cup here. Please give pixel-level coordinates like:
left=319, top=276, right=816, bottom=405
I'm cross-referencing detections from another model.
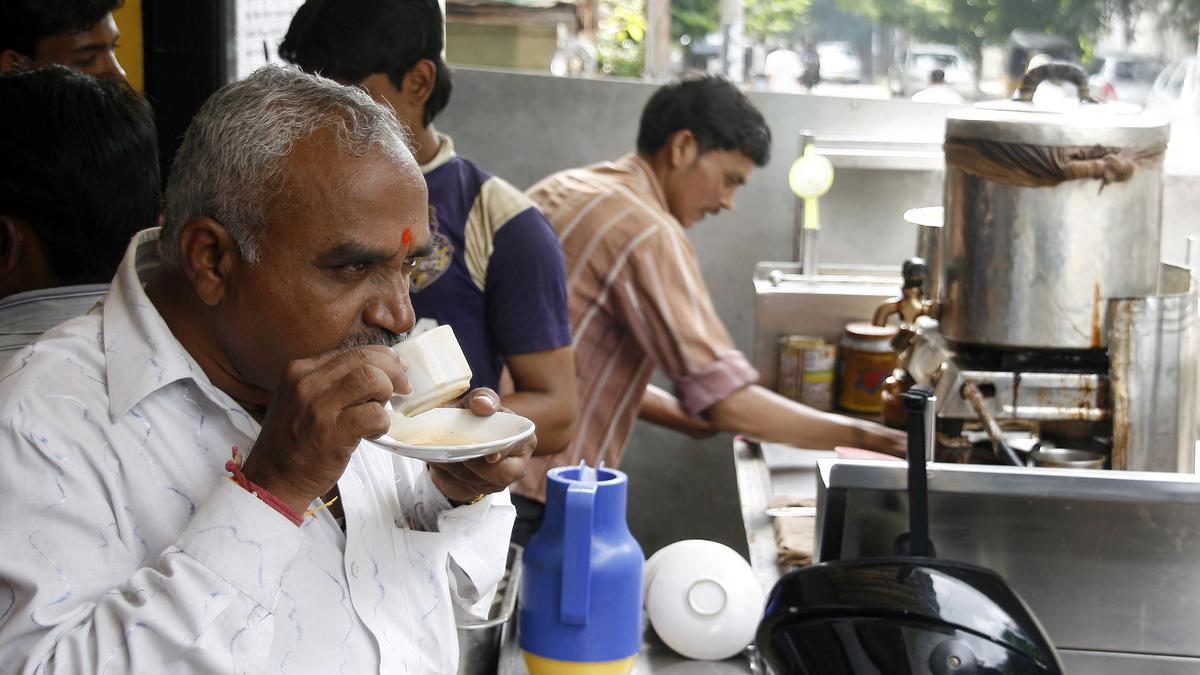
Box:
left=391, top=324, right=473, bottom=417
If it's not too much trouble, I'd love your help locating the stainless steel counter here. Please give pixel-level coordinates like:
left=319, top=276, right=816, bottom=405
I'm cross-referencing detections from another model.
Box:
left=734, top=438, right=1200, bottom=674
left=811, top=455, right=1200, bottom=674
left=732, top=437, right=833, bottom=593
left=733, top=439, right=783, bottom=594
left=496, top=616, right=755, bottom=674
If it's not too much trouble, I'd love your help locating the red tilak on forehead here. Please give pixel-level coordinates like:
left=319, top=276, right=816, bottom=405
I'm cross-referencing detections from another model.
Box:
left=402, top=228, right=413, bottom=245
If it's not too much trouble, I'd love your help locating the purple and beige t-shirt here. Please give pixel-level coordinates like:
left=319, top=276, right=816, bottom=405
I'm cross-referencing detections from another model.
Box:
left=410, top=134, right=571, bottom=390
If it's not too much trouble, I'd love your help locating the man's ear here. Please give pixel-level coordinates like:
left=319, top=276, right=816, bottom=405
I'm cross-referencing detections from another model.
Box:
left=0, top=49, right=33, bottom=74
left=177, top=217, right=242, bottom=307
left=666, top=129, right=699, bottom=170
left=0, top=216, right=23, bottom=278
left=400, top=59, right=437, bottom=110
left=0, top=214, right=56, bottom=296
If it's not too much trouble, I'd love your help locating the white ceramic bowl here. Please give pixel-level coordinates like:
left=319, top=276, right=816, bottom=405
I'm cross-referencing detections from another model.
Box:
left=644, top=540, right=726, bottom=603
left=391, top=325, right=473, bottom=417
left=644, top=540, right=764, bottom=661
left=376, top=408, right=534, bottom=463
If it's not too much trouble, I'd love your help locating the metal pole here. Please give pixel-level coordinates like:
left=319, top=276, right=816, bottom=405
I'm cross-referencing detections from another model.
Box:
left=794, top=131, right=816, bottom=270
left=718, top=0, right=744, bottom=82
left=644, top=0, right=671, bottom=80
left=1187, top=235, right=1200, bottom=279
left=801, top=217, right=819, bottom=277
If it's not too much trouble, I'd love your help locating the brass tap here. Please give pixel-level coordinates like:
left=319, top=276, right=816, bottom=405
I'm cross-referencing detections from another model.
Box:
left=873, top=257, right=940, bottom=327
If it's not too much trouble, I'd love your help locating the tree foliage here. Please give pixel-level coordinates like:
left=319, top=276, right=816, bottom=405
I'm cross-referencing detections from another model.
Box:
left=1164, top=0, right=1200, bottom=44
left=837, top=0, right=1148, bottom=63
left=670, top=0, right=818, bottom=42
left=744, top=0, right=816, bottom=41
left=598, top=0, right=1171, bottom=80
left=596, top=0, right=648, bottom=77
left=671, top=0, right=719, bottom=41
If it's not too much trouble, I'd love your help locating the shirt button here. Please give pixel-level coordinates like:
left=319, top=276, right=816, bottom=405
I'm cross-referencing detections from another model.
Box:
left=350, top=562, right=360, bottom=578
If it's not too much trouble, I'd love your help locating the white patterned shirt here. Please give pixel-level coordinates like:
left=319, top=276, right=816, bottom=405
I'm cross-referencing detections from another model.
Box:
left=0, top=228, right=514, bottom=674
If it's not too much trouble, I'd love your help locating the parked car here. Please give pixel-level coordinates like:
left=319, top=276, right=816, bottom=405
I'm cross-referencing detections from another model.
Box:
left=1088, top=53, right=1163, bottom=105
left=817, top=41, right=863, bottom=83
left=1144, top=58, right=1200, bottom=172
left=1145, top=57, right=1199, bottom=118
left=890, top=43, right=979, bottom=100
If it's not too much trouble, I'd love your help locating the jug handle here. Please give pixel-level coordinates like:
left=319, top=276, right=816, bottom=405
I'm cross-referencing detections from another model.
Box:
left=560, top=483, right=596, bottom=626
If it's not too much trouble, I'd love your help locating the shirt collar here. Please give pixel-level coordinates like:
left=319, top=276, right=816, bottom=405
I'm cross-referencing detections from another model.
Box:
left=0, top=283, right=109, bottom=310
left=103, top=228, right=206, bottom=420
left=0, top=283, right=108, bottom=333
left=419, top=133, right=457, bottom=174
left=614, top=153, right=672, bottom=217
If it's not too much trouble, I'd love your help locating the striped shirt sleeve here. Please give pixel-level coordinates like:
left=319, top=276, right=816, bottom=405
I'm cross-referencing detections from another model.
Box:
left=611, top=223, right=758, bottom=416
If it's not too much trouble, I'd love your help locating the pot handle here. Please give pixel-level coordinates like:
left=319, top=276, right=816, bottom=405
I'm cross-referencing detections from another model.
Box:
left=1013, top=61, right=1097, bottom=103
left=560, top=483, right=595, bottom=626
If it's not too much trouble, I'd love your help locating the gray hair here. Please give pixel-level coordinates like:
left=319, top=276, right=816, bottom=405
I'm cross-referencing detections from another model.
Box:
left=161, top=64, right=414, bottom=265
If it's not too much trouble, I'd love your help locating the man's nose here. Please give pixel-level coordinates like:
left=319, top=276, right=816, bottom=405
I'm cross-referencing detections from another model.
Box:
left=719, top=190, right=736, bottom=211
left=363, top=277, right=416, bottom=335
left=102, top=51, right=126, bottom=81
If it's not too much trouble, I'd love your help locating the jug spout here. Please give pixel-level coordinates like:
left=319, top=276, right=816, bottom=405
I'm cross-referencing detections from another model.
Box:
left=578, top=459, right=599, bottom=484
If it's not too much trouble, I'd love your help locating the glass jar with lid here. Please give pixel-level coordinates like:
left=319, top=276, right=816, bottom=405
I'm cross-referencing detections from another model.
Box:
left=837, top=322, right=898, bottom=413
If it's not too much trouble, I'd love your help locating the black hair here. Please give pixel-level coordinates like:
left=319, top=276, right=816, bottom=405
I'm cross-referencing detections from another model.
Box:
left=0, top=0, right=122, bottom=57
left=279, top=0, right=452, bottom=126
left=0, top=66, right=160, bottom=284
left=930, top=69, right=946, bottom=84
left=637, top=75, right=771, bottom=167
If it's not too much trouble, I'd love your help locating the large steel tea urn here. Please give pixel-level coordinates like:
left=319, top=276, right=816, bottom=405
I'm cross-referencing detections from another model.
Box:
left=940, top=66, right=1169, bottom=350
left=881, top=64, right=1196, bottom=473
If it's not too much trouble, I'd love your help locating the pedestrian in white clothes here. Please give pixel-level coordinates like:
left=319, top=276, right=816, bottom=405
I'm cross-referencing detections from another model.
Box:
left=911, top=68, right=966, bottom=104
left=0, top=65, right=532, bottom=674
left=764, top=43, right=802, bottom=92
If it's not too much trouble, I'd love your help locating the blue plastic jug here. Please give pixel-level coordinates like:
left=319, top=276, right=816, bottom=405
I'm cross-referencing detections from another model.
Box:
left=520, top=463, right=643, bottom=674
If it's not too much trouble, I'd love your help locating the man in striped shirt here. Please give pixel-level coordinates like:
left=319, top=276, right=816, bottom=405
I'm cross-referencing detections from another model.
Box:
left=513, top=76, right=904, bottom=539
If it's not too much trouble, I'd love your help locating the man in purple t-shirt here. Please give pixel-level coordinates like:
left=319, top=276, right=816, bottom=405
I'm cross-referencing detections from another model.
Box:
left=280, top=0, right=578, bottom=460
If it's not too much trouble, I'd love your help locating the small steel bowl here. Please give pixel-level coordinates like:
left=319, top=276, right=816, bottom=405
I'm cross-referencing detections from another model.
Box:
left=1029, top=448, right=1106, bottom=469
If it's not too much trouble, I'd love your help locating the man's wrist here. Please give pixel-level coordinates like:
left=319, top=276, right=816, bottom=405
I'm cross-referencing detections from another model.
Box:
left=226, top=448, right=309, bottom=525
left=850, top=420, right=872, bottom=449
left=428, top=466, right=487, bottom=507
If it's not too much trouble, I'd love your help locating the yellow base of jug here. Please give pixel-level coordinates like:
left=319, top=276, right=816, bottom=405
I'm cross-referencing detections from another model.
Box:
left=522, top=651, right=636, bottom=675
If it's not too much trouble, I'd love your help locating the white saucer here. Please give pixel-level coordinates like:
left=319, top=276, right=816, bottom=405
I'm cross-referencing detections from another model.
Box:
left=374, top=408, right=535, bottom=463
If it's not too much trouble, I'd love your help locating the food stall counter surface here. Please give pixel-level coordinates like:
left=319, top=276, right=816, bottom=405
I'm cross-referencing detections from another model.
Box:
left=496, top=619, right=756, bottom=673
left=734, top=438, right=826, bottom=594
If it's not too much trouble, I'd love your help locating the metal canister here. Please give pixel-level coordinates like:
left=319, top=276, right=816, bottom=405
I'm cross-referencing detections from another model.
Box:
left=837, top=323, right=898, bottom=413
left=776, top=336, right=801, bottom=400
left=777, top=336, right=835, bottom=410
left=941, top=83, right=1168, bottom=349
